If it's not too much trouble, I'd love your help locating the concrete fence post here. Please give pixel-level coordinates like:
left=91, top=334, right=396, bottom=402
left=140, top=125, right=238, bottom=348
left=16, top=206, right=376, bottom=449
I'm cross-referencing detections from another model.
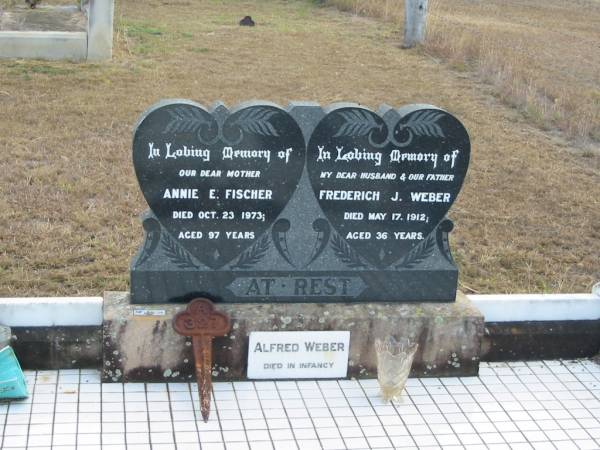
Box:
left=87, top=0, right=114, bottom=61
left=403, top=0, right=428, bottom=48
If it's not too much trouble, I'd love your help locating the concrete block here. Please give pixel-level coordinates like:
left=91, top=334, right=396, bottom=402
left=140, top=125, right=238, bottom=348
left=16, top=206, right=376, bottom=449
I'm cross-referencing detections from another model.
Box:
left=103, top=291, right=484, bottom=382
left=482, top=320, right=600, bottom=361
left=11, top=326, right=102, bottom=370
left=0, top=31, right=87, bottom=61
left=87, top=0, right=113, bottom=61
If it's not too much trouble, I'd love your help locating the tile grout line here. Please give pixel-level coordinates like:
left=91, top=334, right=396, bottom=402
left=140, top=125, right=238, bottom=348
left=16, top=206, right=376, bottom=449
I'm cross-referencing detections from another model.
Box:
left=120, top=374, right=127, bottom=449
left=23, top=370, right=39, bottom=448
left=541, top=360, right=594, bottom=445
left=98, top=371, right=103, bottom=448
left=48, top=369, right=60, bottom=449
left=335, top=379, right=371, bottom=449
left=212, top=383, right=226, bottom=448
left=76, top=369, right=83, bottom=449
left=255, top=381, right=289, bottom=449
left=143, top=380, right=152, bottom=449
left=229, top=382, right=251, bottom=448
left=202, top=381, right=226, bottom=449
left=454, top=376, right=505, bottom=447
left=2, top=360, right=599, bottom=449
left=558, top=360, right=600, bottom=444
left=477, top=364, right=525, bottom=447
left=400, top=377, right=442, bottom=447
left=524, top=360, right=573, bottom=446
left=477, top=367, right=522, bottom=445
left=389, top=379, right=431, bottom=448
left=491, top=362, right=544, bottom=447
left=21, top=369, right=38, bottom=449
left=314, top=379, right=348, bottom=448
left=187, top=381, right=204, bottom=449
left=294, top=380, right=326, bottom=449
left=165, top=381, right=179, bottom=450
left=0, top=384, right=6, bottom=446
left=538, top=361, right=585, bottom=442
left=336, top=379, right=385, bottom=449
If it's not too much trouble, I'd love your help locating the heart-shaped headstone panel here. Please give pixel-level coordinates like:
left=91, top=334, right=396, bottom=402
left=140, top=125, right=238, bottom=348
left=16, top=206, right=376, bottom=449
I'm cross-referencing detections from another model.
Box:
left=133, top=101, right=306, bottom=269
left=307, top=106, right=470, bottom=269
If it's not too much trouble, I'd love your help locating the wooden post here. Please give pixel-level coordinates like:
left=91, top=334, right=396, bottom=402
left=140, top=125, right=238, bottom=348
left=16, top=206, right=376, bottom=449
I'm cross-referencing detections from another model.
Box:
left=403, top=0, right=428, bottom=48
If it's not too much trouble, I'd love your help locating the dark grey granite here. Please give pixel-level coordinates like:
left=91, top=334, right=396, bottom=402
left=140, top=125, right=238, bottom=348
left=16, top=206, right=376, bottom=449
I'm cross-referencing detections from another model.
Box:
left=131, top=101, right=470, bottom=304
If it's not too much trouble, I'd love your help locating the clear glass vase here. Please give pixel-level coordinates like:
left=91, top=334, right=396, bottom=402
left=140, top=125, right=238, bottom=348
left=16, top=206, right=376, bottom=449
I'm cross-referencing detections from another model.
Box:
left=375, top=336, right=418, bottom=402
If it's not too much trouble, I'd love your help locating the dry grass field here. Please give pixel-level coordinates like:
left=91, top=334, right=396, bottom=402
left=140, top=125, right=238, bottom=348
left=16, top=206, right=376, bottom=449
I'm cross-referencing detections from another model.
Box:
left=328, top=0, right=600, bottom=146
left=0, top=0, right=599, bottom=297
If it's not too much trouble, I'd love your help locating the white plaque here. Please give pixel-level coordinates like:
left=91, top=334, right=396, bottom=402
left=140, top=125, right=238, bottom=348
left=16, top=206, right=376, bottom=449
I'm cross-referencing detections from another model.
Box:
left=247, top=331, right=350, bottom=379
left=133, top=308, right=166, bottom=317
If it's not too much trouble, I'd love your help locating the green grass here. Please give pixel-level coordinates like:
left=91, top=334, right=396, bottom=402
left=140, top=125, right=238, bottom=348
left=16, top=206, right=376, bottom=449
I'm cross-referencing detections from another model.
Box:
left=121, top=21, right=166, bottom=37
left=6, top=62, right=75, bottom=79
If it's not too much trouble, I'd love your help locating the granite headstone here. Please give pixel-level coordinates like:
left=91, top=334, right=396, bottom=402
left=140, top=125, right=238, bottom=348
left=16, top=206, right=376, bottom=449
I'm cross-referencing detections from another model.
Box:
left=130, top=100, right=470, bottom=303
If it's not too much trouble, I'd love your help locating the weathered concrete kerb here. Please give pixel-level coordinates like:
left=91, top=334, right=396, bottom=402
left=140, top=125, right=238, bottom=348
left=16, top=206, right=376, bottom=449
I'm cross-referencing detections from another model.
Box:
left=0, top=0, right=113, bottom=61
left=102, top=291, right=484, bottom=382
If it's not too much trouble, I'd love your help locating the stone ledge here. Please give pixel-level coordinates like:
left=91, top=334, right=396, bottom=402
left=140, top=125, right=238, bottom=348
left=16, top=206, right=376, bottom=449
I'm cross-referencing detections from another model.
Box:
left=471, top=293, right=600, bottom=322
left=102, top=291, right=484, bottom=382
left=482, top=320, right=600, bottom=361
left=11, top=326, right=101, bottom=370
left=0, top=297, right=103, bottom=327
left=0, top=31, right=87, bottom=61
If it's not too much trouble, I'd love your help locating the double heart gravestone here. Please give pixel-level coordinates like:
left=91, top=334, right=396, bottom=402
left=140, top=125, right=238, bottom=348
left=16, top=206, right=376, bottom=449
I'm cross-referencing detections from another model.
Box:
left=130, top=100, right=470, bottom=304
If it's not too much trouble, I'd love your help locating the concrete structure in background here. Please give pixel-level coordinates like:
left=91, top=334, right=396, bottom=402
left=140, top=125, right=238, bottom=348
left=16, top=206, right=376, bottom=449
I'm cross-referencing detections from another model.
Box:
left=86, top=0, right=114, bottom=60
left=0, top=0, right=114, bottom=61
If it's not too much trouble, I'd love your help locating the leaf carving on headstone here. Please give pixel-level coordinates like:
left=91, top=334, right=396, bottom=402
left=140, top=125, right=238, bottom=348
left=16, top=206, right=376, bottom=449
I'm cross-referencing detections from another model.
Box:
left=400, top=110, right=445, bottom=138
left=163, top=106, right=213, bottom=135
left=162, top=233, right=200, bottom=269
left=330, top=233, right=367, bottom=269
left=230, top=107, right=279, bottom=137
left=334, top=110, right=383, bottom=138
left=230, top=233, right=270, bottom=270
left=394, top=234, right=436, bottom=269
left=392, top=110, right=445, bottom=147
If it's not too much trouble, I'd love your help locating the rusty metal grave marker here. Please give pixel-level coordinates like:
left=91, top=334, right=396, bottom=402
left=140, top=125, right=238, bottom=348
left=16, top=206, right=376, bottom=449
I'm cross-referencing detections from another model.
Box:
left=173, top=298, right=231, bottom=422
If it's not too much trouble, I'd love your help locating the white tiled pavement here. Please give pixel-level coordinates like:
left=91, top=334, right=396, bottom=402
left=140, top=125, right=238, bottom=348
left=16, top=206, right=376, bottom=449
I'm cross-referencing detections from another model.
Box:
left=1, top=360, right=599, bottom=449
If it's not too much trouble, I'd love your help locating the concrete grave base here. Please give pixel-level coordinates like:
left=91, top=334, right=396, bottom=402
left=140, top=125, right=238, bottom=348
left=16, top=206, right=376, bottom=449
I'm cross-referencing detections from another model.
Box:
left=102, top=291, right=484, bottom=382
left=0, top=31, right=87, bottom=61
left=0, top=0, right=113, bottom=61
left=11, top=326, right=101, bottom=370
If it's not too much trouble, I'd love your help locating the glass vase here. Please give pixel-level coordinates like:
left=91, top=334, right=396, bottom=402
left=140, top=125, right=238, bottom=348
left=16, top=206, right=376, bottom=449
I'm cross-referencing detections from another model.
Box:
left=375, top=336, right=418, bottom=402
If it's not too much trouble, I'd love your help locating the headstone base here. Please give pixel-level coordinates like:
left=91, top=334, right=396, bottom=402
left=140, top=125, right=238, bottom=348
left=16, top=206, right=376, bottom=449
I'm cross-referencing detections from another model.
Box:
left=102, top=291, right=483, bottom=382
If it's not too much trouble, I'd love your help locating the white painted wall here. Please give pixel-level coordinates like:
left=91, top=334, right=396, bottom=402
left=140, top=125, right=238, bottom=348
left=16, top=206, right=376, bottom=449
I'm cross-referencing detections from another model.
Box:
left=0, top=293, right=598, bottom=327
left=0, top=297, right=103, bottom=327
left=469, top=293, right=600, bottom=322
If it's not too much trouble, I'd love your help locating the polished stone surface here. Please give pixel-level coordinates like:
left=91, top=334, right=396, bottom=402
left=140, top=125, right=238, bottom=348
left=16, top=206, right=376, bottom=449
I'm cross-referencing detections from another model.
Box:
left=131, top=101, right=470, bottom=304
